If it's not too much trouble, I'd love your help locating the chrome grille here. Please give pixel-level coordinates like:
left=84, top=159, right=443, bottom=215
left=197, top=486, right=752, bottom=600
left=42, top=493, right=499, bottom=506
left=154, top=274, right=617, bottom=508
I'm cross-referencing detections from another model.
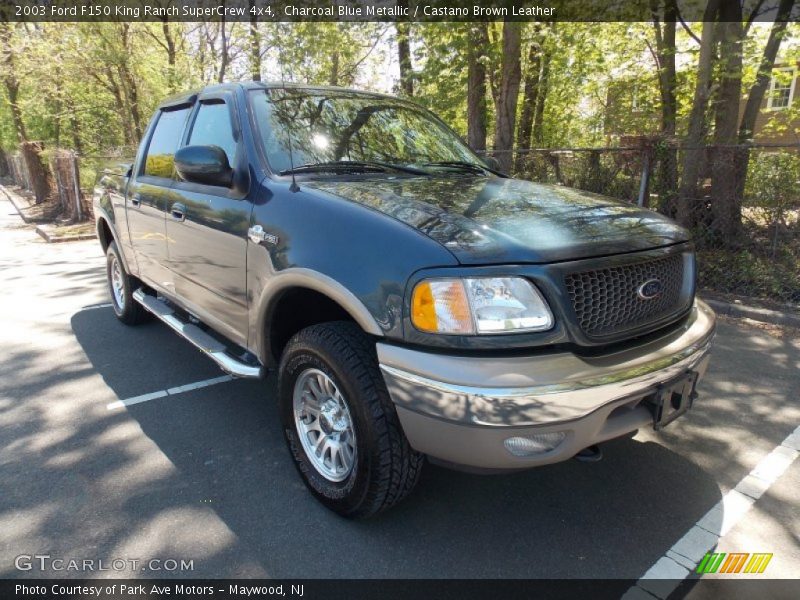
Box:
left=564, top=253, right=688, bottom=338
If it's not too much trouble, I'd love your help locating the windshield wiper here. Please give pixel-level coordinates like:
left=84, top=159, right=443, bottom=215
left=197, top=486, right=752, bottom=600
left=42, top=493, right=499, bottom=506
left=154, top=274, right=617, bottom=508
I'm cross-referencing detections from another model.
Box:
left=279, top=160, right=430, bottom=177
left=420, top=161, right=492, bottom=175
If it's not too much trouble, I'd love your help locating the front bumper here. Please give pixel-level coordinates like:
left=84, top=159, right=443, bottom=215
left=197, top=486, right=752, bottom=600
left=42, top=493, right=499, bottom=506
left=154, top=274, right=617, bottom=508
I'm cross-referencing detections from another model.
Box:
left=378, top=299, right=716, bottom=470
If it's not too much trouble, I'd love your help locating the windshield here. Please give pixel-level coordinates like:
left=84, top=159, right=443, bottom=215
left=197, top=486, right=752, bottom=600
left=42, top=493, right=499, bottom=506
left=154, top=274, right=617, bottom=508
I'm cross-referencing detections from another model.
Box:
left=250, top=89, right=483, bottom=175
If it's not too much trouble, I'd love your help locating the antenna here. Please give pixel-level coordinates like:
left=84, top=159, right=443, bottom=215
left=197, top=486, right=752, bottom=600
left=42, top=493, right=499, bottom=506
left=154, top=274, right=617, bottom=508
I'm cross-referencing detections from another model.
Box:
left=276, top=26, right=300, bottom=193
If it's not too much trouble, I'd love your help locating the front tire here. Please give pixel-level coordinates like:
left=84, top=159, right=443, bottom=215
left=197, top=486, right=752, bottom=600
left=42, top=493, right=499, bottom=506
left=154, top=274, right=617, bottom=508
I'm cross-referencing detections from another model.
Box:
left=278, top=322, right=424, bottom=518
left=106, top=241, right=147, bottom=325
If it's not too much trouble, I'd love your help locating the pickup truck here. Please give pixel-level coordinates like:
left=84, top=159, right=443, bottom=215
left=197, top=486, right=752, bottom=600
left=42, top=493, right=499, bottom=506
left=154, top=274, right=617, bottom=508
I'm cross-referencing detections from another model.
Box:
left=94, top=82, right=715, bottom=518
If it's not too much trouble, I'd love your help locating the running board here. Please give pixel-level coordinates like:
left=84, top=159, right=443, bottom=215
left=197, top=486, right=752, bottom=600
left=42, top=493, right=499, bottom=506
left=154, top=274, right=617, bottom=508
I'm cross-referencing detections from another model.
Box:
left=132, top=289, right=263, bottom=379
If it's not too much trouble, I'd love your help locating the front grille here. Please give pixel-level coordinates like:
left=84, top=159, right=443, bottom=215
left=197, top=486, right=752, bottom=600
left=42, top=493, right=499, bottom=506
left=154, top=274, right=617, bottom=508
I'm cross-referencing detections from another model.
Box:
left=564, top=253, right=688, bottom=338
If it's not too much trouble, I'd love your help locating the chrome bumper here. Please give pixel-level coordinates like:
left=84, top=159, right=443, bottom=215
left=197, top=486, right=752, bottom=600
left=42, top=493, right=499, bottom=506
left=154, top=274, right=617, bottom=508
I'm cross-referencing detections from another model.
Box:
left=378, top=299, right=716, bottom=470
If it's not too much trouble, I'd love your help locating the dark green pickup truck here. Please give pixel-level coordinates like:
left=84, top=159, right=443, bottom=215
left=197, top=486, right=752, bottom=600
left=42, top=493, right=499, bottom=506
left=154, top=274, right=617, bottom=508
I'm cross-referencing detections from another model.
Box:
left=94, top=82, right=715, bottom=518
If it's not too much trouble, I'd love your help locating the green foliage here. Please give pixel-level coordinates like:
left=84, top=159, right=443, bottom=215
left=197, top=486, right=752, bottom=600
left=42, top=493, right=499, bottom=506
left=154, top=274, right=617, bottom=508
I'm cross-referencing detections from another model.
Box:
left=144, top=154, right=174, bottom=179
left=413, top=23, right=472, bottom=136
left=744, top=151, right=800, bottom=222
left=698, top=244, right=800, bottom=303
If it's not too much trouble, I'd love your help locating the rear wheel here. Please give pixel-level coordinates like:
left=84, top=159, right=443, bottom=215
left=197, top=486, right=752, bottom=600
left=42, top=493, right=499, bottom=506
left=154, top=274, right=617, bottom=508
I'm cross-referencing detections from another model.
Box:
left=278, top=321, right=424, bottom=518
left=106, top=241, right=147, bottom=325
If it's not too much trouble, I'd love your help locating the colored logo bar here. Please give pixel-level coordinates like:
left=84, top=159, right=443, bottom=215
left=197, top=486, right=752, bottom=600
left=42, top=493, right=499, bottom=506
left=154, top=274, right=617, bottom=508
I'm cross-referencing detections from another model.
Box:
left=696, top=552, right=773, bottom=574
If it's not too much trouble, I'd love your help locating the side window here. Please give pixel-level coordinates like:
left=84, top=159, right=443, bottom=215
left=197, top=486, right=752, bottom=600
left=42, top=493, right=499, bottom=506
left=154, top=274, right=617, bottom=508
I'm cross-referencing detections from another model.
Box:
left=188, top=101, right=237, bottom=166
left=143, top=106, right=190, bottom=178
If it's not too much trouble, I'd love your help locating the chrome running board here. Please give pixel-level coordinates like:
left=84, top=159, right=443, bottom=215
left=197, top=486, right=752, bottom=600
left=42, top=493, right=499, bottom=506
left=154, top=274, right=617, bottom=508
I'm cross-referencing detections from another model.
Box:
left=132, top=288, right=263, bottom=379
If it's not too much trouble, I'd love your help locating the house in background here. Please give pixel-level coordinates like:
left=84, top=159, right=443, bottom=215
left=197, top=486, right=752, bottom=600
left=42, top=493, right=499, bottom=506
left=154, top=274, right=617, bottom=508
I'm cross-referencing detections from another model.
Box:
left=749, top=61, right=799, bottom=145
left=604, top=63, right=800, bottom=146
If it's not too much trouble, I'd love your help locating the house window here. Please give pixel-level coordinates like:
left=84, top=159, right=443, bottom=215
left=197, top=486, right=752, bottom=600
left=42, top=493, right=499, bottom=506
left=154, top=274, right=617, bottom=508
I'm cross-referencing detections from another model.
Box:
left=767, top=68, right=796, bottom=110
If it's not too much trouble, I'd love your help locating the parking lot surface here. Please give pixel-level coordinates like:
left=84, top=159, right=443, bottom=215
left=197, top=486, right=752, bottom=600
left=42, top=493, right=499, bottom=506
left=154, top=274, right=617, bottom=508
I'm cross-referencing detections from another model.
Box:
left=0, top=197, right=798, bottom=589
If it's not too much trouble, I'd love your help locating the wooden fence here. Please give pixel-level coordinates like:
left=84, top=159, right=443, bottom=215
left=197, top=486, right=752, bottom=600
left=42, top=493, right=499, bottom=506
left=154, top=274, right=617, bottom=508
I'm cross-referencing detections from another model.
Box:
left=4, top=143, right=92, bottom=223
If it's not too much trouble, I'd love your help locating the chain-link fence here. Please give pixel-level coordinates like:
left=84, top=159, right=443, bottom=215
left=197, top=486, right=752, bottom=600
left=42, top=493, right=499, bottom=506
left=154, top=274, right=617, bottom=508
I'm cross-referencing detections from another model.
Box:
left=495, top=144, right=800, bottom=305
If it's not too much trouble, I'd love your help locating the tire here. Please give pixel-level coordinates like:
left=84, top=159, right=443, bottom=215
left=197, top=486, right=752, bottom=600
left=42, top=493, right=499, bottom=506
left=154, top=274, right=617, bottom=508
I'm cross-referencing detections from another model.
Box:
left=106, top=241, right=147, bottom=326
left=278, top=321, right=424, bottom=518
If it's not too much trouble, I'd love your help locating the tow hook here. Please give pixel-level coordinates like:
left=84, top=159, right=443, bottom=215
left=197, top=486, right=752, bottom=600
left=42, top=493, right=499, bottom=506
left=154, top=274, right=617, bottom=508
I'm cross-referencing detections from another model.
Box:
left=573, top=444, right=603, bottom=462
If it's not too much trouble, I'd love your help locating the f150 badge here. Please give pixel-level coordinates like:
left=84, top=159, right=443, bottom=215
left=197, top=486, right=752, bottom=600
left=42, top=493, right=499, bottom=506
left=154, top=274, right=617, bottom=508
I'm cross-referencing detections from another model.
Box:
left=248, top=225, right=279, bottom=246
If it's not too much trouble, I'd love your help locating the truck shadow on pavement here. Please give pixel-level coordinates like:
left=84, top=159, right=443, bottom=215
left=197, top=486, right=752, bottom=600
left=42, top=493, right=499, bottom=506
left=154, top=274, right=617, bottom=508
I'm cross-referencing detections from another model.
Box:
left=65, top=307, right=735, bottom=579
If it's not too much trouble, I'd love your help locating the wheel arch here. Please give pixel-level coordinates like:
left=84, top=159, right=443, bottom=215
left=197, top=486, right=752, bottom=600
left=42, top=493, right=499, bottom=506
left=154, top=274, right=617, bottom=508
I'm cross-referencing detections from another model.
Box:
left=94, top=205, right=136, bottom=276
left=254, top=269, right=384, bottom=368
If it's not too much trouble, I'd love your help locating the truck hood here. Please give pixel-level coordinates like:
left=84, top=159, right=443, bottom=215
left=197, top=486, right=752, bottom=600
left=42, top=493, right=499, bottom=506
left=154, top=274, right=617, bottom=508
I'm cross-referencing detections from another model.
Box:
left=307, top=176, right=690, bottom=264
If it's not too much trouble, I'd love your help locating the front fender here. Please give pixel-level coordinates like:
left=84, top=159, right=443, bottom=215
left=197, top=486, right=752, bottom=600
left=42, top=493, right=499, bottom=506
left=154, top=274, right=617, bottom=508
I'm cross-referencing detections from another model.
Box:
left=251, top=267, right=383, bottom=366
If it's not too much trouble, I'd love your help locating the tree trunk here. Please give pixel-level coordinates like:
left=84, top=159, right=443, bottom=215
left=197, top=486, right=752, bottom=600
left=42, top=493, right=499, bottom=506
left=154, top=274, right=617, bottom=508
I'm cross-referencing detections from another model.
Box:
left=65, top=96, right=83, bottom=154
left=709, top=1, right=744, bottom=242
left=248, top=2, right=262, bottom=82
left=218, top=20, right=229, bottom=84
left=0, top=150, right=8, bottom=178
left=531, top=24, right=553, bottom=146
left=104, top=67, right=134, bottom=147
left=493, top=22, right=522, bottom=172
left=119, top=64, right=143, bottom=141
left=466, top=23, right=488, bottom=154
left=515, top=28, right=542, bottom=172
left=161, top=21, right=178, bottom=92
left=677, top=0, right=720, bottom=227
left=20, top=141, right=52, bottom=204
left=396, top=16, right=413, bottom=96
left=329, top=49, right=340, bottom=86
left=4, top=78, right=27, bottom=144
left=652, top=0, right=679, bottom=216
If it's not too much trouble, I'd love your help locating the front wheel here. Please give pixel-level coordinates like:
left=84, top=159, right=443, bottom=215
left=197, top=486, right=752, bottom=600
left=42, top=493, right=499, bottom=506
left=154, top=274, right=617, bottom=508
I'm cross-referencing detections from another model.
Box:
left=278, top=322, right=424, bottom=518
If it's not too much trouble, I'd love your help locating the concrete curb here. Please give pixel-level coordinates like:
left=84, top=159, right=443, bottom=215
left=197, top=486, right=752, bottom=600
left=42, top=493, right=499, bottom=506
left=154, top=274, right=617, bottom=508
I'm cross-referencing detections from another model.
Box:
left=703, top=297, right=800, bottom=329
left=0, top=183, right=34, bottom=224
left=35, top=224, right=96, bottom=244
left=2, top=183, right=95, bottom=243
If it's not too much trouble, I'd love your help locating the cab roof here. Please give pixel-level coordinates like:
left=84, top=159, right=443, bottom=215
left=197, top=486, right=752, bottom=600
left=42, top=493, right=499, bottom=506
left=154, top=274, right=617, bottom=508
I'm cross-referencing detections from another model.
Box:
left=157, top=81, right=395, bottom=109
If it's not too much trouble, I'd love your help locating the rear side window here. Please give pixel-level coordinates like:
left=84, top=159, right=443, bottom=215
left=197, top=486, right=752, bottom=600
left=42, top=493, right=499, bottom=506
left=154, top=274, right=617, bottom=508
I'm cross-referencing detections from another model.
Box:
left=188, top=101, right=237, bottom=165
left=143, top=106, right=190, bottom=178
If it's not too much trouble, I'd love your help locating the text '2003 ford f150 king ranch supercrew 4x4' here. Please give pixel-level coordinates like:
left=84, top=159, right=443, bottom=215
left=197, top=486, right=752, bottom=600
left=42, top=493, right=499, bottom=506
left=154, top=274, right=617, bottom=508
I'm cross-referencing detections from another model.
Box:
left=94, top=82, right=716, bottom=518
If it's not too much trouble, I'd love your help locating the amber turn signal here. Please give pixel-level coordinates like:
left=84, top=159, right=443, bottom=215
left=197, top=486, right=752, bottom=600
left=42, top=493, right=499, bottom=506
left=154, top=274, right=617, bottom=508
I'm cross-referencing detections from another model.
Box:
left=410, top=279, right=475, bottom=334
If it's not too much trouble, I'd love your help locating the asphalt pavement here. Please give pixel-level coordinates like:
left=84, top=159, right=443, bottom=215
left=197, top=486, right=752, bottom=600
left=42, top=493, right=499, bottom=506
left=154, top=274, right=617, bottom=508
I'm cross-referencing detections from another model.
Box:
left=0, top=195, right=798, bottom=589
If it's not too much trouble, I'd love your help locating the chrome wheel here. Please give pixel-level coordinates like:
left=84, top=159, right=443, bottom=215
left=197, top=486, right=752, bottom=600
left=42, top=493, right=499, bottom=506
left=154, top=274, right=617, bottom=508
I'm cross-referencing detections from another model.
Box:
left=293, top=368, right=356, bottom=482
left=110, top=255, right=125, bottom=310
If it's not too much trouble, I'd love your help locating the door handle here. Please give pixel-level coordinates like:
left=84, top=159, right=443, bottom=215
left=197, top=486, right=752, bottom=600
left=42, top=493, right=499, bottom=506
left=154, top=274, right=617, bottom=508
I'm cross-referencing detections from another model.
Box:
left=130, top=193, right=141, bottom=207
left=171, top=203, right=186, bottom=222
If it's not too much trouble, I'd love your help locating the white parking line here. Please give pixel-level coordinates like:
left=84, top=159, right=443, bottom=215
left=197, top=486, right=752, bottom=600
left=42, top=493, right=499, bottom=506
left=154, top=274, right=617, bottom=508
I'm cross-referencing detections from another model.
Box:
left=106, top=375, right=234, bottom=410
left=82, top=302, right=113, bottom=310
left=625, top=425, right=800, bottom=599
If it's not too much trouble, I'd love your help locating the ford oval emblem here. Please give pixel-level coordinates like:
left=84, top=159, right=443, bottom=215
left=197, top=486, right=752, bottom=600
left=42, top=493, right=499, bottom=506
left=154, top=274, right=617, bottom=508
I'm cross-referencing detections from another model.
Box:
left=637, top=279, right=663, bottom=300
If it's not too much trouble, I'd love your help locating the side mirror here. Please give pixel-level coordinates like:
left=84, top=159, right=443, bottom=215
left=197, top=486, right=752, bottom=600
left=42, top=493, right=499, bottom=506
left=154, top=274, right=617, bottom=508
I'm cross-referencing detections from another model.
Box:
left=174, top=145, right=233, bottom=187
left=483, top=155, right=502, bottom=172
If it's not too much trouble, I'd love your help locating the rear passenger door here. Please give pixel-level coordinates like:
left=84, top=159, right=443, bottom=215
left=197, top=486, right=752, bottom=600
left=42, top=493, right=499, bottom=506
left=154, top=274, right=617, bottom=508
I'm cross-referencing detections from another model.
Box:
left=166, top=93, right=252, bottom=347
left=127, top=105, right=191, bottom=290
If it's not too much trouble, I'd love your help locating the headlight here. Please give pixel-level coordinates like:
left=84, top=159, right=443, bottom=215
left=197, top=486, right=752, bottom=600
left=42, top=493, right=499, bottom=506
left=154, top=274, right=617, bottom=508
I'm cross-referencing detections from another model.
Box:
left=411, top=276, right=553, bottom=335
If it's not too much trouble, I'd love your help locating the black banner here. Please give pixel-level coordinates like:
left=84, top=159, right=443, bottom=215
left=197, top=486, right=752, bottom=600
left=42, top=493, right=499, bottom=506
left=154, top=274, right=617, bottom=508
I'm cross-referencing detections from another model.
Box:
left=2, top=0, right=799, bottom=23
left=4, top=579, right=800, bottom=600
